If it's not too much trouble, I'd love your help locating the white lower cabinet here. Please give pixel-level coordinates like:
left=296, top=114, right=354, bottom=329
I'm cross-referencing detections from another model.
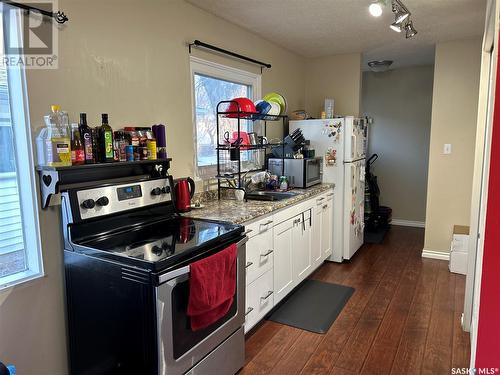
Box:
left=244, top=270, right=274, bottom=333
left=244, top=189, right=334, bottom=332
left=292, top=209, right=312, bottom=283
left=245, top=226, right=274, bottom=286
left=272, top=217, right=295, bottom=305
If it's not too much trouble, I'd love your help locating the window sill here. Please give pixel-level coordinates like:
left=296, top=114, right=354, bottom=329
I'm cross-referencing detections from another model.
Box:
left=0, top=270, right=45, bottom=291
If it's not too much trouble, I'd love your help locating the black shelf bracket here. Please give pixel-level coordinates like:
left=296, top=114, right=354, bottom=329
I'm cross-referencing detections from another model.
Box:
left=188, top=40, right=271, bottom=73
left=37, top=159, right=172, bottom=208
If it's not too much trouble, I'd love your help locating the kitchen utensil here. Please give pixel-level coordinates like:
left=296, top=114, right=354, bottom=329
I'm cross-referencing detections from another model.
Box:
left=234, top=189, right=245, bottom=201
left=233, top=131, right=250, bottom=148
left=174, top=177, right=195, bottom=212
left=263, top=92, right=287, bottom=115
left=224, top=97, right=258, bottom=118
left=248, top=132, right=258, bottom=145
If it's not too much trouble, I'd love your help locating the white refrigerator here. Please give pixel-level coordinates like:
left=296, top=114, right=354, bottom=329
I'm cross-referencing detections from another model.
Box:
left=289, top=117, right=367, bottom=262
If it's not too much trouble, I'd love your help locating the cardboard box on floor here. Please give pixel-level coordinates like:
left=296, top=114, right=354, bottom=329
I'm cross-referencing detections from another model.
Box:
left=449, top=225, right=470, bottom=275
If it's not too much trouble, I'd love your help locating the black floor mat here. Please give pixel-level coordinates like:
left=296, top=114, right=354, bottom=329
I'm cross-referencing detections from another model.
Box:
left=267, top=279, right=354, bottom=334
left=364, top=226, right=389, bottom=244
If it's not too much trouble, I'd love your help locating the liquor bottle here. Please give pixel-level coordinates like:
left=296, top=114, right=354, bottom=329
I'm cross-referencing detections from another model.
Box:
left=70, top=123, right=85, bottom=165
left=99, top=113, right=114, bottom=162
left=91, top=128, right=100, bottom=163
left=79, top=113, right=94, bottom=164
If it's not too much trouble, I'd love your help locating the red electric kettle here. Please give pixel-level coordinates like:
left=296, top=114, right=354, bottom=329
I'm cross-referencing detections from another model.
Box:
left=174, top=177, right=195, bottom=212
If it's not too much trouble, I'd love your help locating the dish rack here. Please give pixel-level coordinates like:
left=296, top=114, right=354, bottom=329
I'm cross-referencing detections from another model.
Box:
left=215, top=100, right=287, bottom=199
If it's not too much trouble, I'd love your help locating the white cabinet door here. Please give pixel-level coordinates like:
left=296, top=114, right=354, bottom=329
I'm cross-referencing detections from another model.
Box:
left=292, top=210, right=312, bottom=283
left=321, top=197, right=333, bottom=259
left=311, top=204, right=323, bottom=269
left=245, top=228, right=274, bottom=286
left=244, top=270, right=274, bottom=333
left=273, top=217, right=295, bottom=305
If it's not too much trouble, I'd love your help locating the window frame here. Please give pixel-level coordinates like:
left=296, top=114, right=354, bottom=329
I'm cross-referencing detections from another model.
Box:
left=190, top=56, right=262, bottom=180
left=0, top=7, right=44, bottom=289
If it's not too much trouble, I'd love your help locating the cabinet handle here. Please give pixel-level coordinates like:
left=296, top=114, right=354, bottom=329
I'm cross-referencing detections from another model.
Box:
left=260, top=291, right=273, bottom=301
left=245, top=261, right=253, bottom=269
left=260, top=249, right=274, bottom=258
left=242, top=229, right=253, bottom=236
left=261, top=220, right=273, bottom=226
left=245, top=307, right=254, bottom=316
left=323, top=204, right=328, bottom=209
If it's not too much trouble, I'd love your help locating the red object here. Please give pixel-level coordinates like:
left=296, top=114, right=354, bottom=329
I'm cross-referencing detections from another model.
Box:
left=475, top=46, right=500, bottom=368
left=174, top=177, right=195, bottom=212
left=225, top=98, right=258, bottom=118
left=187, top=244, right=238, bottom=331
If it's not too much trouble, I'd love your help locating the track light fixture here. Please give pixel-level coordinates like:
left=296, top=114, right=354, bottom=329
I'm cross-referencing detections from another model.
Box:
left=390, top=0, right=417, bottom=39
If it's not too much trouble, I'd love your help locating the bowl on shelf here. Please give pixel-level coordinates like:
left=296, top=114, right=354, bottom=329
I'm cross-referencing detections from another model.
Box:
left=253, top=100, right=272, bottom=120
left=224, top=97, right=258, bottom=118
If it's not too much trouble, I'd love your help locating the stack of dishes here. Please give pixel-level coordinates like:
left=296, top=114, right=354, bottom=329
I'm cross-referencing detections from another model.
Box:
left=253, top=92, right=287, bottom=120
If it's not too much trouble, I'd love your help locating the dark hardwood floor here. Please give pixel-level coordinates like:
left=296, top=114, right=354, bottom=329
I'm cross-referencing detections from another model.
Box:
left=240, top=226, right=471, bottom=375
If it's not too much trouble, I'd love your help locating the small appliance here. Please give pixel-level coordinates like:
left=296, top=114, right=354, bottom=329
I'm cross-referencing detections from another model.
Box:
left=267, top=157, right=323, bottom=188
left=174, top=177, right=195, bottom=212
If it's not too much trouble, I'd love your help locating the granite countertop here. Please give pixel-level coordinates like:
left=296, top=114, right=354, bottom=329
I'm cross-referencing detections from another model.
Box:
left=184, top=183, right=334, bottom=224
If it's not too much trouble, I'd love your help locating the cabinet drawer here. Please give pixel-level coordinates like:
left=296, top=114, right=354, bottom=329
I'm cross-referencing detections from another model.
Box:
left=245, top=228, right=274, bottom=285
left=244, top=270, right=274, bottom=333
left=244, top=215, right=274, bottom=238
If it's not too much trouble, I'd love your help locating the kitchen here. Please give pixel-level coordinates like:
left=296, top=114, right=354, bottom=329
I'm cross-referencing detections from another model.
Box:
left=0, top=0, right=498, bottom=374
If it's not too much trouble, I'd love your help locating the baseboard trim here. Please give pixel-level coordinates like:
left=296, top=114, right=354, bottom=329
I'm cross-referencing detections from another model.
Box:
left=392, top=219, right=425, bottom=228
left=421, top=249, right=450, bottom=261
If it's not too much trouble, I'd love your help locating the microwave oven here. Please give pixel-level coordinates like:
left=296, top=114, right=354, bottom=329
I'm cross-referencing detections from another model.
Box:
left=268, top=157, right=323, bottom=188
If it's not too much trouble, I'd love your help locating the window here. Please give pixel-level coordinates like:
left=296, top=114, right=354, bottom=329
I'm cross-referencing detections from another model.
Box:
left=191, top=57, right=261, bottom=179
left=0, top=7, right=43, bottom=288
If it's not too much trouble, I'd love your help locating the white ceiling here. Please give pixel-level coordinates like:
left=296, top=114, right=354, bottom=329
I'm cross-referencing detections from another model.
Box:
left=186, top=0, right=486, bottom=70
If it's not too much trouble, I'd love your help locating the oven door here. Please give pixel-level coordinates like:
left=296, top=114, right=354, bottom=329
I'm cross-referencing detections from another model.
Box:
left=305, top=158, right=323, bottom=187
left=155, top=237, right=246, bottom=375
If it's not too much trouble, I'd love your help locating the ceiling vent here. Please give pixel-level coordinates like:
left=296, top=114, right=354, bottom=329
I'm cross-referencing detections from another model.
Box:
left=368, top=60, right=393, bottom=72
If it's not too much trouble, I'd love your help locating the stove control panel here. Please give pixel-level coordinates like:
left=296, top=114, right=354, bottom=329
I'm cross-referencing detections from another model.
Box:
left=76, top=178, right=172, bottom=220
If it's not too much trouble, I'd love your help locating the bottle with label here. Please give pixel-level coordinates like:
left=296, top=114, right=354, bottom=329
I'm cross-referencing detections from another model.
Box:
left=79, top=113, right=94, bottom=164
left=91, top=128, right=100, bottom=163
left=44, top=105, right=71, bottom=167
left=99, top=113, right=114, bottom=163
left=70, top=123, right=85, bottom=165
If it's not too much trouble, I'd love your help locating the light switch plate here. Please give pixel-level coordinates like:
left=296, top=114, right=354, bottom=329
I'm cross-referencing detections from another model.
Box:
left=443, top=144, right=452, bottom=155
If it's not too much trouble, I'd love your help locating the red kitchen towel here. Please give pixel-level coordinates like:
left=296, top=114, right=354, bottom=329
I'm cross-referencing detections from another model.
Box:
left=187, top=243, right=238, bottom=331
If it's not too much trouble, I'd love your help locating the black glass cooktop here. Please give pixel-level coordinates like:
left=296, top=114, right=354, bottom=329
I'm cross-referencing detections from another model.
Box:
left=72, top=216, right=243, bottom=272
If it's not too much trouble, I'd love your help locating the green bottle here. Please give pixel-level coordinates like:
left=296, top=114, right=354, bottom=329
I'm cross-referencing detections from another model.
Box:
left=99, top=113, right=114, bottom=162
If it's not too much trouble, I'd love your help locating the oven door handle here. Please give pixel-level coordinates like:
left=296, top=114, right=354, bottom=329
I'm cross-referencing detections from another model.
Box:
left=158, top=235, right=248, bottom=284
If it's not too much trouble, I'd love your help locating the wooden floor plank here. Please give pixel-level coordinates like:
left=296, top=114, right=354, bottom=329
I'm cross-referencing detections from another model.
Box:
left=244, top=320, right=283, bottom=364
left=270, top=330, right=324, bottom=375
left=241, top=227, right=471, bottom=375
left=248, top=325, right=303, bottom=374
left=421, top=262, right=456, bottom=375
left=360, top=244, right=423, bottom=374
left=451, top=275, right=471, bottom=370
left=390, top=258, right=441, bottom=375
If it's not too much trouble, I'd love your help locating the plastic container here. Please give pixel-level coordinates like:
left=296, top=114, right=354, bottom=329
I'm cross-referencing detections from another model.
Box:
left=44, top=105, right=71, bottom=167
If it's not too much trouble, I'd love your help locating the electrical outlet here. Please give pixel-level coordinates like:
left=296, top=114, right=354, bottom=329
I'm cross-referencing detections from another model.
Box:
left=443, top=144, right=452, bottom=155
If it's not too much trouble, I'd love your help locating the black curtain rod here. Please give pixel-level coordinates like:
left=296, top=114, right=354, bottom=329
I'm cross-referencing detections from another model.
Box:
left=0, top=0, right=68, bottom=23
left=189, top=40, right=271, bottom=70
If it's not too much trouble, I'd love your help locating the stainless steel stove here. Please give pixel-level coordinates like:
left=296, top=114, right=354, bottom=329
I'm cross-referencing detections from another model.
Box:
left=61, top=175, right=246, bottom=375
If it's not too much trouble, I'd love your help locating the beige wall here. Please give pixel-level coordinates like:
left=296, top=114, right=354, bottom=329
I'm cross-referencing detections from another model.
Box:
left=362, top=66, right=434, bottom=222
left=0, top=1, right=306, bottom=374
left=424, top=39, right=482, bottom=253
left=305, top=53, right=362, bottom=118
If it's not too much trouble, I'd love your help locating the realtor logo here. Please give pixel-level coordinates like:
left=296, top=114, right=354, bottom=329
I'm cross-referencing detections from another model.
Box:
left=1, top=0, right=59, bottom=69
